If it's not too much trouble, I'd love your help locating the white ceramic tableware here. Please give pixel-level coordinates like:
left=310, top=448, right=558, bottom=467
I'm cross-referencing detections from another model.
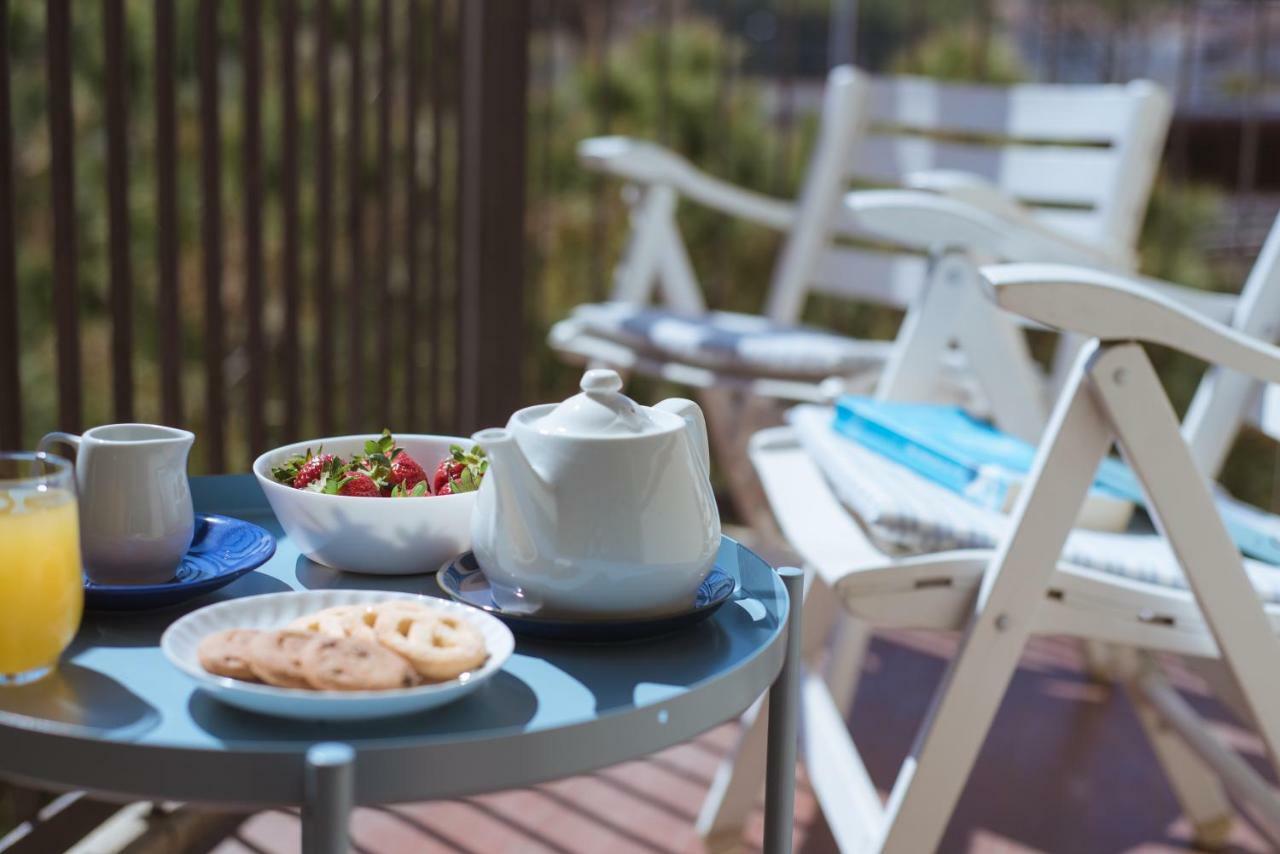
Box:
left=39, top=424, right=195, bottom=585
left=161, top=589, right=514, bottom=721
left=253, top=434, right=476, bottom=575
left=470, top=368, right=721, bottom=618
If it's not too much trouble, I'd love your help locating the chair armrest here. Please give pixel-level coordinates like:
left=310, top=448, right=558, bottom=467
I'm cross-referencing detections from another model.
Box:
left=578, top=136, right=795, bottom=230
left=905, top=169, right=1031, bottom=224
left=981, top=263, right=1280, bottom=386
left=841, top=188, right=1130, bottom=269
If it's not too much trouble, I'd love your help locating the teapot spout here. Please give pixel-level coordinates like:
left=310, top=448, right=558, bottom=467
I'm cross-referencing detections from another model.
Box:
left=471, top=427, right=549, bottom=506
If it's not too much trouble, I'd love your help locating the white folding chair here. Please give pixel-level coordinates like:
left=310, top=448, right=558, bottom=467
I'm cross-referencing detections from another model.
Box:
left=736, top=221, right=1280, bottom=852
left=550, top=70, right=1172, bottom=533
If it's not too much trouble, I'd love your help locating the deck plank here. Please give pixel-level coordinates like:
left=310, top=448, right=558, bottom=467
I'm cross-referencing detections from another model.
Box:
left=211, top=632, right=1275, bottom=853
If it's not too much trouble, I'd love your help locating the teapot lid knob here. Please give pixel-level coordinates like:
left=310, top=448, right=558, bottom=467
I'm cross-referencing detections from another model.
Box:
left=581, top=369, right=623, bottom=395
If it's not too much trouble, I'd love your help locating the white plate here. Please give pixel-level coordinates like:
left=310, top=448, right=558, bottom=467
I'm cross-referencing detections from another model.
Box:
left=161, top=590, right=514, bottom=721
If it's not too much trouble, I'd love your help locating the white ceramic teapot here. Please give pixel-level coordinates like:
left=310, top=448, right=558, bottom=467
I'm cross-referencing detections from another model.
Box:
left=470, top=369, right=721, bottom=618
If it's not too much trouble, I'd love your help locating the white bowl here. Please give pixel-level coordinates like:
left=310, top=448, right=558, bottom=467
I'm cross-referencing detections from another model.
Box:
left=161, top=589, right=514, bottom=721
left=253, top=434, right=476, bottom=575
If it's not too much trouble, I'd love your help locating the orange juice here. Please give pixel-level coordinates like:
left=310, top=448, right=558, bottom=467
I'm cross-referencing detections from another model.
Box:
left=0, top=487, right=83, bottom=679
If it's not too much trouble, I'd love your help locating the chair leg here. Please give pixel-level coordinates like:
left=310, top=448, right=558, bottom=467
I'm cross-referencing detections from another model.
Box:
left=876, top=351, right=1113, bottom=853
left=1122, top=655, right=1235, bottom=849
left=1091, top=344, right=1280, bottom=769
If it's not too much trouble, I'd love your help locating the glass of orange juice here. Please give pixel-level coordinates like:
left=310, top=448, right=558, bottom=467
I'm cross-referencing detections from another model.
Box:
left=0, top=452, right=83, bottom=685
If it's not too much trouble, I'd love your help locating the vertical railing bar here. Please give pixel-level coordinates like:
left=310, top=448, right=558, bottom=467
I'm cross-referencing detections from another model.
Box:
left=316, top=0, right=336, bottom=436
left=47, top=0, right=81, bottom=432
left=456, top=0, right=529, bottom=431
left=1047, top=0, right=1063, bottom=83
left=346, top=0, right=366, bottom=431
left=154, top=0, right=182, bottom=427
left=198, top=0, right=225, bottom=471
left=104, top=0, right=134, bottom=423
left=1103, top=2, right=1120, bottom=82
left=1235, top=0, right=1267, bottom=251
left=242, top=0, right=265, bottom=456
left=451, top=0, right=464, bottom=433
left=972, top=0, right=991, bottom=79
left=827, top=0, right=856, bottom=68
left=1032, top=0, right=1048, bottom=83
left=455, top=0, right=465, bottom=430
left=404, top=0, right=422, bottom=428
left=712, top=0, right=735, bottom=307
left=776, top=0, right=798, bottom=194
left=538, top=0, right=558, bottom=284
left=1170, top=0, right=1197, bottom=180
left=658, top=0, right=672, bottom=144
left=428, top=0, right=443, bottom=430
left=0, top=0, right=18, bottom=450
left=587, top=2, right=613, bottom=302
left=377, top=0, right=393, bottom=427
left=528, top=0, right=554, bottom=352
left=1119, top=0, right=1133, bottom=82
left=281, top=0, right=301, bottom=442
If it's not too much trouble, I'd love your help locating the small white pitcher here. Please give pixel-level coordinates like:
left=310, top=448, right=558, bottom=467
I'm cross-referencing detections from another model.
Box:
left=39, top=424, right=195, bottom=585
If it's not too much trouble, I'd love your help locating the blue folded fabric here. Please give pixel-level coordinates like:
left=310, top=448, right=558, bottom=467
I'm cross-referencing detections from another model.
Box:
left=832, top=395, right=1280, bottom=565
left=833, top=396, right=1142, bottom=505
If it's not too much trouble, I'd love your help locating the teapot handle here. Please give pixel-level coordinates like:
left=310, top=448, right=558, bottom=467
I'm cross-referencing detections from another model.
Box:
left=654, top=398, right=710, bottom=473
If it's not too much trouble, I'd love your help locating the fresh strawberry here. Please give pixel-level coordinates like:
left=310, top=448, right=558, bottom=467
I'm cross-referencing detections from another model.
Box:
left=431, top=444, right=487, bottom=495
left=270, top=449, right=337, bottom=490
left=271, top=432, right=471, bottom=498
left=390, top=453, right=426, bottom=491
left=330, top=472, right=380, bottom=498
left=293, top=453, right=335, bottom=489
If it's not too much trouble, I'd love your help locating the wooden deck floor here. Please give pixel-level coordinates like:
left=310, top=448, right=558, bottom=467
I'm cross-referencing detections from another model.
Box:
left=210, top=630, right=1278, bottom=854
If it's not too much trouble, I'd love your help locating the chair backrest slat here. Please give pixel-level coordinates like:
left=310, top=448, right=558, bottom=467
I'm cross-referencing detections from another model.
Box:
left=864, top=76, right=1149, bottom=143
left=765, top=69, right=1170, bottom=325
left=852, top=135, right=1120, bottom=209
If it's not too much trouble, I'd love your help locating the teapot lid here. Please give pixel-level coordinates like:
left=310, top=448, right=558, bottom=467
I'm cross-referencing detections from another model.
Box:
left=533, top=369, right=668, bottom=437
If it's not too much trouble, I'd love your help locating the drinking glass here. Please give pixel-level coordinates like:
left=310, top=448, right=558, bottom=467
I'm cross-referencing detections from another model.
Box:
left=0, top=452, right=83, bottom=685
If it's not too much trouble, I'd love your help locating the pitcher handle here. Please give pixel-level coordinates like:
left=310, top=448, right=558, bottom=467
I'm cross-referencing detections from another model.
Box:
left=38, top=431, right=81, bottom=460
left=654, top=398, right=710, bottom=474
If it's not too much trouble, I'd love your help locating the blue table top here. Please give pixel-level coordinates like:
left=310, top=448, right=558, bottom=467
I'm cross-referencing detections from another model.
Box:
left=0, top=475, right=789, bottom=806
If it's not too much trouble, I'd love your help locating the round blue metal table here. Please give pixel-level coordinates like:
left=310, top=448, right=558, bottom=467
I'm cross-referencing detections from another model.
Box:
left=0, top=476, right=803, bottom=854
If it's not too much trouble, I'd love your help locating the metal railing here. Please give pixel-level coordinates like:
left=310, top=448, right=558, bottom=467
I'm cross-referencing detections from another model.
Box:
left=0, top=0, right=529, bottom=472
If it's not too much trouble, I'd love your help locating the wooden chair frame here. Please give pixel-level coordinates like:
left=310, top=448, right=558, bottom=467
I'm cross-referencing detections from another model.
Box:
left=551, top=70, right=1173, bottom=534
left=722, top=256, right=1280, bottom=852
left=697, top=218, right=1280, bottom=852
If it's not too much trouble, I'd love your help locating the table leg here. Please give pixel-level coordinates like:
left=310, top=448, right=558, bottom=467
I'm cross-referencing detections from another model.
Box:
left=302, top=742, right=355, bottom=854
left=763, top=566, right=804, bottom=854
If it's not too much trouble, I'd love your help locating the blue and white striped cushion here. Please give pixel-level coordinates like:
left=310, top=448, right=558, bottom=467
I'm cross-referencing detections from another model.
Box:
left=789, top=404, right=1280, bottom=604
left=571, top=302, right=890, bottom=378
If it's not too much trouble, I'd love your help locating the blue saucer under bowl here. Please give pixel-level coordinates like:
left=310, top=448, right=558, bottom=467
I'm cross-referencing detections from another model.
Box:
left=437, top=551, right=738, bottom=642
left=83, top=514, right=276, bottom=611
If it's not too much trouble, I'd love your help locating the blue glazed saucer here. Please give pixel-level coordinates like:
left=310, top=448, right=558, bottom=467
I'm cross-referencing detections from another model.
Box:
left=437, top=551, right=738, bottom=642
left=83, top=514, right=276, bottom=611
